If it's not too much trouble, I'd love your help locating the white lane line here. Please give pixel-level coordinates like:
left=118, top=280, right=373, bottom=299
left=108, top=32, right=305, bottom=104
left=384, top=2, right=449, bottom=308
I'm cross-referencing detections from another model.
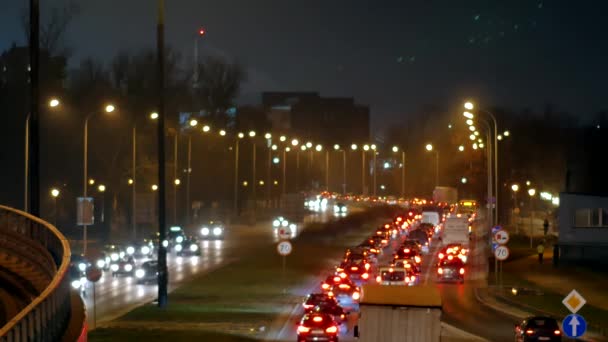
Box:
left=423, top=241, right=440, bottom=285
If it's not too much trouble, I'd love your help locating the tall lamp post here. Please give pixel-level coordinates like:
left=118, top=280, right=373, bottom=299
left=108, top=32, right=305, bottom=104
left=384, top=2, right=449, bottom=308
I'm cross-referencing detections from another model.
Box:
left=50, top=188, right=60, bottom=226
left=392, top=146, right=405, bottom=198
left=233, top=132, right=245, bottom=215
left=371, top=144, right=377, bottom=196
left=82, top=104, right=115, bottom=256
left=249, top=130, right=257, bottom=221
left=28, top=0, right=40, bottom=217
left=97, top=184, right=106, bottom=226
left=511, top=184, right=520, bottom=233
left=528, top=188, right=536, bottom=248
left=282, top=147, right=290, bottom=197
left=425, top=144, right=439, bottom=187
left=25, top=98, right=60, bottom=212
left=334, top=145, right=347, bottom=194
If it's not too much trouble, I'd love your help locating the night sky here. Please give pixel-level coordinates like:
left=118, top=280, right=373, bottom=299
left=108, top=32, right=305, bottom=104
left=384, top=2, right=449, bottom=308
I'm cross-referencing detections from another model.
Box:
left=1, top=1, right=607, bottom=131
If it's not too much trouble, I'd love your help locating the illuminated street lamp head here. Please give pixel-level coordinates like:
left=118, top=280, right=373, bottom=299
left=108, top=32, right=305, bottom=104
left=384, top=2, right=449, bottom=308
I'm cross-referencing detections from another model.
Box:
left=128, top=178, right=134, bottom=185
left=271, top=144, right=278, bottom=151
left=50, top=188, right=60, bottom=198
left=242, top=181, right=248, bottom=187
left=279, top=135, right=286, bottom=142
left=150, top=112, right=159, bottom=120
left=237, top=132, right=245, bottom=139
left=98, top=184, right=106, bottom=192
left=464, top=102, right=474, bottom=110
left=466, top=119, right=474, bottom=126
left=472, top=143, right=478, bottom=150
left=49, top=98, right=60, bottom=108
left=264, top=133, right=272, bottom=139
left=285, top=147, right=291, bottom=152
left=219, top=129, right=226, bottom=136
left=334, top=144, right=340, bottom=150
left=526, top=180, right=531, bottom=186
left=174, top=179, right=181, bottom=186
left=300, top=145, right=307, bottom=151
left=479, top=143, right=485, bottom=148
left=371, top=144, right=377, bottom=150
left=189, top=119, right=198, bottom=127
left=425, top=144, right=433, bottom=152
left=458, top=145, right=465, bottom=152
left=461, top=177, right=467, bottom=184
left=528, top=188, right=536, bottom=197
left=88, top=179, right=95, bottom=185
left=151, top=184, right=158, bottom=191
left=392, top=146, right=399, bottom=153
left=463, top=111, right=474, bottom=119
left=291, top=139, right=299, bottom=146
left=363, top=144, right=370, bottom=151
left=248, top=130, right=256, bottom=137
left=105, top=104, right=115, bottom=113
left=202, top=125, right=211, bottom=132
left=469, top=134, right=476, bottom=141
left=306, top=142, right=312, bottom=148
left=272, top=157, right=280, bottom=164
left=474, top=131, right=480, bottom=136
left=351, top=144, right=358, bottom=150
left=198, top=27, right=206, bottom=36
left=315, top=144, right=322, bottom=152
left=259, top=180, right=264, bottom=186
left=503, top=130, right=511, bottom=137
left=469, top=125, right=476, bottom=132
left=497, top=135, right=503, bottom=141
left=511, top=184, right=519, bottom=192
left=478, top=138, right=483, bottom=143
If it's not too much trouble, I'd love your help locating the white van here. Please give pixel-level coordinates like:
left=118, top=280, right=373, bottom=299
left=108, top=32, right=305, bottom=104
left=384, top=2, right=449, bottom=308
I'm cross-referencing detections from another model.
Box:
left=421, top=211, right=440, bottom=226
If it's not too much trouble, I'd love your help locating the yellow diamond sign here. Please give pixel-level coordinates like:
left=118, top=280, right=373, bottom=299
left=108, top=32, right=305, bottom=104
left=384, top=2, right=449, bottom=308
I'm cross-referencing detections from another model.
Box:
left=562, top=289, right=586, bottom=313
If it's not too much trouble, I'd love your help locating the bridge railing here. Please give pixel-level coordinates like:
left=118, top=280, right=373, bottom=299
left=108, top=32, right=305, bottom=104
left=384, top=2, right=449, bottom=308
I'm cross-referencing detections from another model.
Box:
left=0, top=205, right=73, bottom=342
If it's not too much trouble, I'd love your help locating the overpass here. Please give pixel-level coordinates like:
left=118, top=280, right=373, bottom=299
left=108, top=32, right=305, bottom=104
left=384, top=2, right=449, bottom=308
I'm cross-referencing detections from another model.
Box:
left=0, top=205, right=86, bottom=341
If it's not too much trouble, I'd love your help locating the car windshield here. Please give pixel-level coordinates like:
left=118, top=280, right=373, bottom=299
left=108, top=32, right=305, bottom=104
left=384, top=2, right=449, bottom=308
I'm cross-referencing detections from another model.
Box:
left=527, top=318, right=559, bottom=330
left=381, top=270, right=406, bottom=281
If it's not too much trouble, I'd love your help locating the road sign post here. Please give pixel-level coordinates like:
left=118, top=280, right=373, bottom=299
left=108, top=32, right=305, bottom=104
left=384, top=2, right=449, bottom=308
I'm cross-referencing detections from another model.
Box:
left=492, top=229, right=509, bottom=286
left=86, top=267, right=102, bottom=329
left=277, top=241, right=292, bottom=294
left=563, top=314, right=587, bottom=339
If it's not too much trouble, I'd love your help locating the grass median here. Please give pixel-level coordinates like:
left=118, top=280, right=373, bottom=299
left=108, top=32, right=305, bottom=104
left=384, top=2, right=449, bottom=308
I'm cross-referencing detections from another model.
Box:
left=90, top=206, right=397, bottom=341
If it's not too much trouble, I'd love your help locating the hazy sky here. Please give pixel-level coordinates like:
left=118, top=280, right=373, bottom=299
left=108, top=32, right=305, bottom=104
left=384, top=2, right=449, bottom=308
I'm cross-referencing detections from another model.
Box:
left=1, top=1, right=607, bottom=130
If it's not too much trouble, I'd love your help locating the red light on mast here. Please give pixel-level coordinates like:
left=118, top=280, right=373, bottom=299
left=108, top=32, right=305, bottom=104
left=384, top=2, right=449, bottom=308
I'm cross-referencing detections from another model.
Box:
left=198, top=28, right=206, bottom=36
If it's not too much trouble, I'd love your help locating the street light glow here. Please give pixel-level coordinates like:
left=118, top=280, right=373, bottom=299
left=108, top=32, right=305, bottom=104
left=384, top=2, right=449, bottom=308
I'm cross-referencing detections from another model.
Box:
left=264, top=133, right=272, bottom=139
left=334, top=144, right=340, bottom=150
left=291, top=139, right=299, bottom=146
left=461, top=177, right=467, bottom=184
left=202, top=125, right=211, bottom=132
left=458, top=145, right=465, bottom=152
left=219, top=129, right=226, bottom=136
left=504, top=130, right=510, bottom=137
left=511, top=184, right=519, bottom=192
left=466, top=119, right=474, bottom=126
left=151, top=184, right=158, bottom=191
left=474, top=131, right=480, bottom=136
left=526, top=180, right=531, bottom=186
left=174, top=179, right=181, bottom=185
left=189, top=119, right=198, bottom=127
left=248, top=130, right=256, bottom=137
left=315, top=144, right=322, bottom=151
left=371, top=144, right=377, bottom=150
left=150, top=112, right=159, bottom=120
left=363, top=144, right=370, bottom=151
left=469, top=125, right=476, bottom=132
left=98, top=184, right=106, bottom=192
left=306, top=142, right=312, bottom=148
left=351, top=144, right=358, bottom=150
left=88, top=179, right=95, bottom=185
left=472, top=143, right=478, bottom=150
left=280, top=136, right=287, bottom=142
left=105, top=104, right=115, bottom=113
left=128, top=178, right=134, bottom=185
left=285, top=147, right=291, bottom=152
left=469, top=134, right=476, bottom=141
left=271, top=144, right=278, bottom=150
left=464, top=102, right=474, bottom=110
left=392, top=146, right=399, bottom=153
left=238, top=132, right=245, bottom=138
left=497, top=135, right=503, bottom=141
left=273, top=157, right=280, bottom=164
left=301, top=145, right=307, bottom=151
left=49, top=98, right=60, bottom=108
left=463, top=111, right=474, bottom=119
left=50, top=188, right=60, bottom=197
left=479, top=143, right=485, bottom=148
left=528, top=188, right=536, bottom=197
left=425, top=144, right=433, bottom=151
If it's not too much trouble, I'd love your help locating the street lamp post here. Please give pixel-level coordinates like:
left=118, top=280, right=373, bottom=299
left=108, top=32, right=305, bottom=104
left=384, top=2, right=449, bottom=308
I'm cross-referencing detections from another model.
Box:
left=249, top=131, right=257, bottom=220
left=392, top=146, right=406, bottom=198
left=528, top=188, right=536, bottom=248
left=82, top=104, right=115, bottom=256
left=361, top=145, right=367, bottom=195
left=511, top=184, right=519, bottom=233
left=425, top=144, right=439, bottom=187
left=233, top=133, right=244, bottom=215
left=97, top=184, right=106, bottom=224
left=371, top=145, right=377, bottom=196
left=50, top=188, right=60, bottom=226
left=325, top=149, right=329, bottom=191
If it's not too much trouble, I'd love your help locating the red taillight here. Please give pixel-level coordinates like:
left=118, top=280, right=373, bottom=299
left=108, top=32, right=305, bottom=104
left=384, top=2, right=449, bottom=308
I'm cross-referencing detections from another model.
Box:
left=376, top=275, right=381, bottom=283
left=437, top=268, right=443, bottom=274
left=365, top=263, right=370, bottom=270
left=297, top=325, right=311, bottom=333
left=351, top=266, right=358, bottom=271
left=447, top=255, right=454, bottom=260
left=397, top=217, right=402, bottom=222
left=554, top=330, right=561, bottom=335
left=362, top=273, right=369, bottom=279
left=339, top=272, right=347, bottom=278
left=313, top=316, right=323, bottom=322
left=384, top=224, right=390, bottom=228
left=459, top=268, right=465, bottom=275
left=303, top=304, right=313, bottom=309
left=352, top=291, right=360, bottom=300
left=333, top=276, right=341, bottom=282
left=404, top=248, right=410, bottom=253
left=339, top=284, right=350, bottom=290
left=325, top=326, right=338, bottom=334
left=525, top=329, right=534, bottom=335
left=321, top=283, right=330, bottom=290
left=439, top=253, right=444, bottom=259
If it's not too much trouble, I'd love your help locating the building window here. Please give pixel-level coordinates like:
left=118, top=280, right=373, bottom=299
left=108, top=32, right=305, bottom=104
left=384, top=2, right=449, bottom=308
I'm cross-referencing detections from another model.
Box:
left=574, top=208, right=608, bottom=227
left=575, top=209, right=590, bottom=227
left=591, top=209, right=600, bottom=226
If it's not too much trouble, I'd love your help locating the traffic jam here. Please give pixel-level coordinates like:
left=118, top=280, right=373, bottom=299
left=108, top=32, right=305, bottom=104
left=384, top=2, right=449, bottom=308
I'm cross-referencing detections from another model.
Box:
left=295, top=200, right=474, bottom=342
left=67, top=221, right=226, bottom=295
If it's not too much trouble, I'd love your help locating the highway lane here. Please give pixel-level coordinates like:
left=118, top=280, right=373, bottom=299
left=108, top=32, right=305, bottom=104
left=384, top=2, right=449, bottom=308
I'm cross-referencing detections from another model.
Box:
left=83, top=211, right=333, bottom=329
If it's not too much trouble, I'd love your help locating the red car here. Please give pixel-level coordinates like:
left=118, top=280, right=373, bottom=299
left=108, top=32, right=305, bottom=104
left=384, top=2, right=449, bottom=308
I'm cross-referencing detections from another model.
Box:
left=320, top=274, right=355, bottom=292
left=297, top=313, right=339, bottom=342
left=302, top=293, right=338, bottom=312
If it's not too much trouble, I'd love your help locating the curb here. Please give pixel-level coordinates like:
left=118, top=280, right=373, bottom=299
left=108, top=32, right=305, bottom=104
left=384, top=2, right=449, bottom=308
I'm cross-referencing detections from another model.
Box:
left=441, top=322, right=489, bottom=341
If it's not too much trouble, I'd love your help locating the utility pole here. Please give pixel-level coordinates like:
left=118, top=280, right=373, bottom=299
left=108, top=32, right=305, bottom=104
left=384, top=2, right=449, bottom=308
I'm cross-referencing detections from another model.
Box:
left=28, top=0, right=40, bottom=216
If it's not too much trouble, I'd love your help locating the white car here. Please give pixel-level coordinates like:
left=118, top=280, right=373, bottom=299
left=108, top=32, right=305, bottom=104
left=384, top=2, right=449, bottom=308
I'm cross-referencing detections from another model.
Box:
left=200, top=221, right=225, bottom=239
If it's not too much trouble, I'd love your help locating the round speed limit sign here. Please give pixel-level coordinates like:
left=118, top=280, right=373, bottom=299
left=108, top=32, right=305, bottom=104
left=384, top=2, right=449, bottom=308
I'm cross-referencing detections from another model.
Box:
left=277, top=241, right=292, bottom=256
left=494, top=245, right=510, bottom=261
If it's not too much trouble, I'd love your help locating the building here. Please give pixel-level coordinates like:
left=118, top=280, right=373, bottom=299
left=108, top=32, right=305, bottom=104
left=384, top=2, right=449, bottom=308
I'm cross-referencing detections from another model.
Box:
left=262, top=92, right=370, bottom=145
left=558, top=122, right=608, bottom=264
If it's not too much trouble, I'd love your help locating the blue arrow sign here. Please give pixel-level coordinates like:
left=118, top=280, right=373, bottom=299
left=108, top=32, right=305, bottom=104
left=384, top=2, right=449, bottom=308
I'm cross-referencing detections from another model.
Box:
left=563, top=314, right=587, bottom=338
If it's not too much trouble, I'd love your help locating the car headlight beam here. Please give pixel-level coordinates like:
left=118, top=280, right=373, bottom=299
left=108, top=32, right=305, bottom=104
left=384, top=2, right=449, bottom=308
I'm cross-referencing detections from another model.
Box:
left=175, top=244, right=183, bottom=252
left=126, top=246, right=135, bottom=255
left=201, top=227, right=210, bottom=236
left=213, top=227, right=222, bottom=236
left=78, top=263, right=87, bottom=272
left=141, top=246, right=151, bottom=255
left=190, top=244, right=198, bottom=252
left=135, top=269, right=145, bottom=278
left=96, top=259, right=106, bottom=268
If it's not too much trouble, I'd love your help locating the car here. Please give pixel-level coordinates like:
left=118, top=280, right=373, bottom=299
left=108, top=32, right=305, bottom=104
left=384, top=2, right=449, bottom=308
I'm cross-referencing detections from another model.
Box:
left=514, top=316, right=562, bottom=342
left=167, top=226, right=187, bottom=246
left=356, top=240, right=381, bottom=257
left=400, top=239, right=422, bottom=252
left=297, top=313, right=340, bottom=342
left=70, top=254, right=91, bottom=273
left=175, top=236, right=201, bottom=256
left=110, top=256, right=136, bottom=277
left=392, top=258, right=421, bottom=274
left=436, top=257, right=465, bottom=283
left=103, top=244, right=126, bottom=265
left=200, top=220, right=226, bottom=239
left=320, top=274, right=357, bottom=293
left=333, top=202, right=348, bottom=215
left=393, top=246, right=422, bottom=265
left=438, top=243, right=469, bottom=264
left=302, top=293, right=339, bottom=312
left=312, top=302, right=348, bottom=325
left=376, top=266, right=417, bottom=286
left=125, top=241, right=154, bottom=260
left=135, top=260, right=159, bottom=284
left=408, top=229, right=431, bottom=253
left=93, top=252, right=111, bottom=270
left=68, top=263, right=88, bottom=296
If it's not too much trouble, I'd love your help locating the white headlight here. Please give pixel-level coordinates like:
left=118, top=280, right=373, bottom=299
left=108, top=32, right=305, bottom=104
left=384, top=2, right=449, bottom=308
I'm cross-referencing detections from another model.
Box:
left=96, top=260, right=106, bottom=268
left=110, top=253, right=119, bottom=261
left=175, top=244, right=183, bottom=252
left=190, top=244, right=198, bottom=252
left=272, top=220, right=280, bottom=227
left=71, top=280, right=81, bottom=289
left=176, top=236, right=184, bottom=243
left=281, top=220, right=289, bottom=227
left=135, top=269, right=145, bottom=278
left=80, top=276, right=87, bottom=285
left=162, top=240, right=169, bottom=248
left=141, top=246, right=150, bottom=255
left=111, top=264, right=119, bottom=272
left=341, top=206, right=347, bottom=213
left=124, top=264, right=133, bottom=272
left=334, top=205, right=340, bottom=212
left=213, top=227, right=222, bottom=236
left=289, top=223, right=296, bottom=233
left=126, top=246, right=135, bottom=255
left=119, top=252, right=125, bottom=258
left=78, top=263, right=87, bottom=272
left=201, top=227, right=210, bottom=235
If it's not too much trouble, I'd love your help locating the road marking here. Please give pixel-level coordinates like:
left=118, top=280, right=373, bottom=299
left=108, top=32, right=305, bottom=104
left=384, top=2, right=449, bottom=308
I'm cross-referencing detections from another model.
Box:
left=423, top=241, right=440, bottom=285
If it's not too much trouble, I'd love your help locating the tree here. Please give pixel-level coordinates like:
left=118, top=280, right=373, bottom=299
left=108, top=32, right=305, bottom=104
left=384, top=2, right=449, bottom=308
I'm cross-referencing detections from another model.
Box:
left=21, top=1, right=80, bottom=57
left=194, top=57, right=246, bottom=126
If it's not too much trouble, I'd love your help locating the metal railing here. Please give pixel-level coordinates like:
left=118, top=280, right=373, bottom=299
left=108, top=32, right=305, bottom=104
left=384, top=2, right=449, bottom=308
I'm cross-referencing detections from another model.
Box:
left=0, top=205, right=72, bottom=341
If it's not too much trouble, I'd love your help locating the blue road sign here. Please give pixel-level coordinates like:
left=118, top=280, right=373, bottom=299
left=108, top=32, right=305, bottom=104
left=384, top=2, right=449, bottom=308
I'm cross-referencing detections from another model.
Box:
left=563, top=314, right=587, bottom=338
left=491, top=242, right=499, bottom=251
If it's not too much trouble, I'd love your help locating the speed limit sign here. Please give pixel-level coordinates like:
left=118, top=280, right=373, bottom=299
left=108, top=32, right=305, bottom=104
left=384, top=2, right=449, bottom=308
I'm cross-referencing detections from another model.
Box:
left=494, top=245, right=510, bottom=261
left=277, top=241, right=292, bottom=256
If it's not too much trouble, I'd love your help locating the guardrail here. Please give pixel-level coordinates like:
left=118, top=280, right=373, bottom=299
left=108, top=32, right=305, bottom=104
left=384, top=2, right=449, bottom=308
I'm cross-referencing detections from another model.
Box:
left=0, top=205, right=73, bottom=341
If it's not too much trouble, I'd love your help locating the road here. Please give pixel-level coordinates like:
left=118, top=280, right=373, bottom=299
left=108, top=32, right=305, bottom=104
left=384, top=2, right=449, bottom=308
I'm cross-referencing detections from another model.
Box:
left=270, top=213, right=519, bottom=342
left=83, top=211, right=333, bottom=329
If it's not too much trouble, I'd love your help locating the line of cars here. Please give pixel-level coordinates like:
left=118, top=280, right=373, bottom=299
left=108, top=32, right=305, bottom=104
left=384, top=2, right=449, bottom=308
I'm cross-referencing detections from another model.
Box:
left=68, top=222, right=226, bottom=295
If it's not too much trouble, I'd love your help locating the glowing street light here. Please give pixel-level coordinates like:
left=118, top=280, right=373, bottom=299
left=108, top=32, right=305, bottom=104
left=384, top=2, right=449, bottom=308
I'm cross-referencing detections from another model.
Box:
left=248, top=130, right=256, bottom=137
left=461, top=177, right=467, bottom=184
left=50, top=188, right=60, bottom=198
left=528, top=188, right=536, bottom=197
left=497, top=135, right=503, bottom=141
left=97, top=184, right=106, bottom=192
left=202, top=125, right=210, bottom=132
left=300, top=145, right=307, bottom=151
left=425, top=144, right=433, bottom=151
left=466, top=119, right=474, bottom=126
left=315, top=144, right=322, bottom=152
left=463, top=111, right=474, bottom=119
left=351, top=144, right=358, bottom=150
left=526, top=180, right=531, bottom=186
left=151, top=184, right=158, bottom=191
left=306, top=142, right=312, bottom=148
left=105, top=104, right=115, bottom=113
left=474, top=131, right=480, bottom=136
left=264, top=133, right=272, bottom=139
left=334, top=144, right=340, bottom=150
left=219, top=129, right=226, bottom=136
left=271, top=144, right=278, bottom=151
left=392, top=146, right=399, bottom=153
left=504, top=130, right=510, bottom=137
left=49, top=98, right=60, bottom=108
left=469, top=134, right=476, bottom=141
left=89, top=178, right=95, bottom=185
left=150, top=112, right=159, bottom=120
left=174, top=179, right=181, bottom=186
left=458, top=145, right=465, bottom=152
left=469, top=126, right=476, bottom=132
left=511, top=184, right=519, bottom=192
left=363, top=144, right=370, bottom=151
left=291, top=139, right=299, bottom=146
left=128, top=178, right=134, bottom=185
left=279, top=136, right=287, bottom=142
left=238, top=132, right=245, bottom=139
left=189, top=119, right=198, bottom=127
left=472, top=143, right=478, bottom=150
left=464, top=102, right=474, bottom=110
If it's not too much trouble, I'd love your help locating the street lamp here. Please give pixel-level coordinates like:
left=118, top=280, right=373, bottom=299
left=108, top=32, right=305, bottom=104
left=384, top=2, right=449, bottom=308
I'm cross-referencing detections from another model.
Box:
left=458, top=145, right=465, bottom=152
left=98, top=184, right=106, bottom=224
left=528, top=188, right=536, bottom=247
left=150, top=112, right=159, bottom=120
left=466, top=119, right=474, bottom=126
left=202, top=125, right=210, bottom=132
left=291, top=139, right=299, bottom=146
left=461, top=177, right=467, bottom=184
left=280, top=135, right=286, bottom=142
left=504, top=130, right=510, bottom=137
left=511, top=184, right=519, bottom=192
left=174, top=179, right=181, bottom=185
left=82, top=103, right=116, bottom=256
left=425, top=144, right=439, bottom=187
left=49, top=98, right=60, bottom=108
left=219, top=129, right=226, bottom=136
left=464, top=102, right=474, bottom=110
left=511, top=184, right=520, bottom=232
left=392, top=146, right=405, bottom=197
left=463, top=111, right=474, bottom=119
left=264, top=133, right=272, bottom=139
left=151, top=184, right=158, bottom=191
left=50, top=188, right=60, bottom=227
